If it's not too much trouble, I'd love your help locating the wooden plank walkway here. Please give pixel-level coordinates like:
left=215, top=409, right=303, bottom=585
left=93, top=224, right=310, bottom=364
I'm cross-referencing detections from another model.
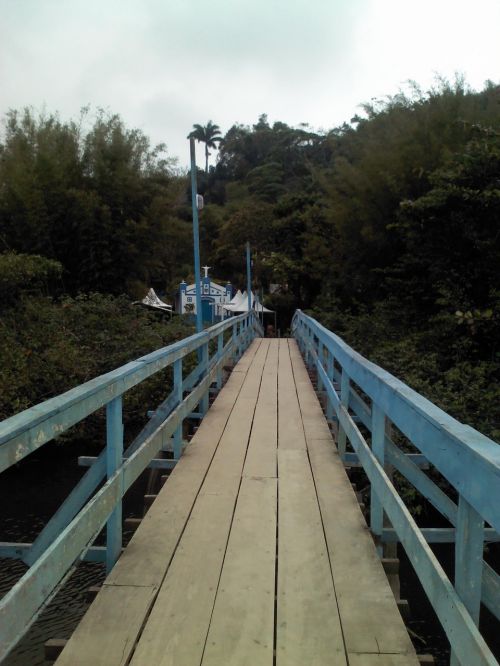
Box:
left=56, top=338, right=419, bottom=666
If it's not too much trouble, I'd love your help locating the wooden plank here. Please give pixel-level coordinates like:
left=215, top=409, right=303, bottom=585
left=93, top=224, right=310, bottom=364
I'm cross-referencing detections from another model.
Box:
left=232, top=338, right=262, bottom=372
left=201, top=477, right=277, bottom=666
left=288, top=341, right=418, bottom=662
left=201, top=339, right=269, bottom=494
left=238, top=338, right=269, bottom=397
left=129, top=491, right=239, bottom=666
left=105, top=340, right=263, bottom=588
left=243, top=339, right=278, bottom=478
left=288, top=340, right=331, bottom=439
left=276, top=448, right=347, bottom=665
left=349, top=655, right=419, bottom=666
left=56, top=585, right=156, bottom=666
left=128, top=341, right=269, bottom=666
left=56, top=340, right=262, bottom=666
left=278, top=340, right=306, bottom=450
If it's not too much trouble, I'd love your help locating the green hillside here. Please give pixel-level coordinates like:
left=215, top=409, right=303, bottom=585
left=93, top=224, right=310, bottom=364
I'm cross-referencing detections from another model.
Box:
left=1, top=78, right=499, bottom=439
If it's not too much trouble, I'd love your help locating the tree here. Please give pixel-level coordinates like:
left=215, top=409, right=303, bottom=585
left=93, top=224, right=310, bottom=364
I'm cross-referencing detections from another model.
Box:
left=0, top=108, right=178, bottom=295
left=188, top=121, right=223, bottom=173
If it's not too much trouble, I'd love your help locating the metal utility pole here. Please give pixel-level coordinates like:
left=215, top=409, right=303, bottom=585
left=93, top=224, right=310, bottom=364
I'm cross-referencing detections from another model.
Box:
left=246, top=242, right=252, bottom=313
left=190, top=137, right=203, bottom=334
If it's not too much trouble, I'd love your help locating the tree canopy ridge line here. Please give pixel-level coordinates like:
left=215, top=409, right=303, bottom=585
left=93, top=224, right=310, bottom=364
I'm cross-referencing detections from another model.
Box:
left=1, top=77, right=500, bottom=439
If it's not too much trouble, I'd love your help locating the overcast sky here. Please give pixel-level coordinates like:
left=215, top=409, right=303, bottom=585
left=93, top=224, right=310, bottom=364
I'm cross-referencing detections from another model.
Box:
left=1, top=0, right=499, bottom=167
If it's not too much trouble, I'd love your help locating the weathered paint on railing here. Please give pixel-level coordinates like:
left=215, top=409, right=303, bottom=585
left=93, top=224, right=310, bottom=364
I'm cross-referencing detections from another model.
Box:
left=292, top=309, right=500, bottom=666
left=0, top=312, right=263, bottom=661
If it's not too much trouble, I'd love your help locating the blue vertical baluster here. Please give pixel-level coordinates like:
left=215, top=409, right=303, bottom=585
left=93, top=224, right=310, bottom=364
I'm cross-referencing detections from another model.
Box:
left=337, top=369, right=350, bottom=459
left=309, top=331, right=315, bottom=369
left=173, top=358, right=183, bottom=460
left=201, top=342, right=209, bottom=415
left=317, top=340, right=324, bottom=392
left=305, top=326, right=311, bottom=367
left=217, top=331, right=224, bottom=390
left=326, top=349, right=334, bottom=421
left=450, top=496, right=484, bottom=665
left=232, top=322, right=238, bottom=362
left=106, top=396, right=123, bottom=573
left=370, top=403, right=385, bottom=556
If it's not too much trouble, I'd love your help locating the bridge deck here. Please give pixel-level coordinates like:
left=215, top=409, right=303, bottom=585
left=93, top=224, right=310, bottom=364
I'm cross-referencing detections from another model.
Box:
left=56, top=338, right=418, bottom=666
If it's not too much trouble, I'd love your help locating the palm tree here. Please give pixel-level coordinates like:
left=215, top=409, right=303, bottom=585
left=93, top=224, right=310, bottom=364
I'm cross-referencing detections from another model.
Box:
left=188, top=121, right=223, bottom=174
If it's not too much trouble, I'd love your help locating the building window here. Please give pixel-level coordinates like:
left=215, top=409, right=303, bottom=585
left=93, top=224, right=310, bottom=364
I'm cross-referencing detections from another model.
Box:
left=187, top=297, right=192, bottom=302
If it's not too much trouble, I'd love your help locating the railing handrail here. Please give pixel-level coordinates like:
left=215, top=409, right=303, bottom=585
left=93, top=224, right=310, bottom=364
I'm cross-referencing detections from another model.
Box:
left=0, top=312, right=251, bottom=472
left=293, top=309, right=500, bottom=666
left=0, top=310, right=262, bottom=661
left=293, top=309, right=500, bottom=535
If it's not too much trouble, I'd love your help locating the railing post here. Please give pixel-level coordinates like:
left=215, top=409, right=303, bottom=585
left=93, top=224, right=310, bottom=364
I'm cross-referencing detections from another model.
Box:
left=201, top=341, right=209, bottom=414
left=450, top=496, right=484, bottom=665
left=326, top=350, right=334, bottom=421
left=216, top=331, right=224, bottom=390
left=317, top=340, right=324, bottom=392
left=173, top=358, right=183, bottom=459
left=106, top=396, right=123, bottom=573
left=370, top=403, right=385, bottom=556
left=232, top=322, right=238, bottom=362
left=305, top=326, right=311, bottom=367
left=337, top=369, right=350, bottom=458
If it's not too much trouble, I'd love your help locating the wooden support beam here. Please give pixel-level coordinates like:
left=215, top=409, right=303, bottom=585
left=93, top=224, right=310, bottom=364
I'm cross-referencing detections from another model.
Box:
left=85, top=586, right=101, bottom=603
left=143, top=494, right=157, bottom=509
left=44, top=639, right=68, bottom=662
left=381, top=557, right=400, bottom=576
left=397, top=598, right=411, bottom=621
left=124, top=518, right=142, bottom=531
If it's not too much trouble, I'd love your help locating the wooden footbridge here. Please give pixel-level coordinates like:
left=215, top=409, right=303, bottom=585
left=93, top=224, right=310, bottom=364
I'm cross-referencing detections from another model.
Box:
left=1, top=311, right=500, bottom=665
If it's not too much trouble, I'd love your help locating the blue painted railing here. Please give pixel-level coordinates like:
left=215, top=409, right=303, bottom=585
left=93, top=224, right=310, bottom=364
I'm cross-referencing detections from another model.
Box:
left=292, top=310, right=500, bottom=666
left=0, top=311, right=263, bottom=660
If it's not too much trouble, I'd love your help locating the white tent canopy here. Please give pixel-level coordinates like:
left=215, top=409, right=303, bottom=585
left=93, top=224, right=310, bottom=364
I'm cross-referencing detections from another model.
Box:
left=135, top=288, right=172, bottom=312
left=254, top=300, right=273, bottom=313
left=223, top=289, right=247, bottom=313
left=228, top=289, right=243, bottom=305
left=223, top=290, right=273, bottom=313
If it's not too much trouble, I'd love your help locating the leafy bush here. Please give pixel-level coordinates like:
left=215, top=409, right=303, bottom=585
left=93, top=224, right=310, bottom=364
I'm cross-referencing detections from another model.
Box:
left=0, top=292, right=194, bottom=446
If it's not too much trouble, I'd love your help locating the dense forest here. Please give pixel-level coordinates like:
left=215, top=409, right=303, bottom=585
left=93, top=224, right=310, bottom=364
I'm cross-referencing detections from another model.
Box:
left=1, top=78, right=499, bottom=441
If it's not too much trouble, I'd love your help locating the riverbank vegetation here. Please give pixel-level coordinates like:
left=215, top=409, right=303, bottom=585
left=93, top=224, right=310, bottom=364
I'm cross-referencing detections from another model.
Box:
left=1, top=77, right=499, bottom=440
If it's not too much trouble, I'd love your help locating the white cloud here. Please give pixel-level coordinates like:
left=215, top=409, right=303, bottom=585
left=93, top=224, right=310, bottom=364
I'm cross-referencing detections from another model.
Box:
left=1, top=0, right=499, bottom=165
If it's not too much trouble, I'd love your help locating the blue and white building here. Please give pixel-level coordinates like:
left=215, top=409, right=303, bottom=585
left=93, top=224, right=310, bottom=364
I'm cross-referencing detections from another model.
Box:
left=178, top=267, right=232, bottom=323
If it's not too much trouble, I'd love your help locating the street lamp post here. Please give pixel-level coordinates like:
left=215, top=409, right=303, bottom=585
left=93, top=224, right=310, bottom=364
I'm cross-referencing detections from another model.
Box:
left=246, top=241, right=252, bottom=313
left=190, top=137, right=203, bottom=334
